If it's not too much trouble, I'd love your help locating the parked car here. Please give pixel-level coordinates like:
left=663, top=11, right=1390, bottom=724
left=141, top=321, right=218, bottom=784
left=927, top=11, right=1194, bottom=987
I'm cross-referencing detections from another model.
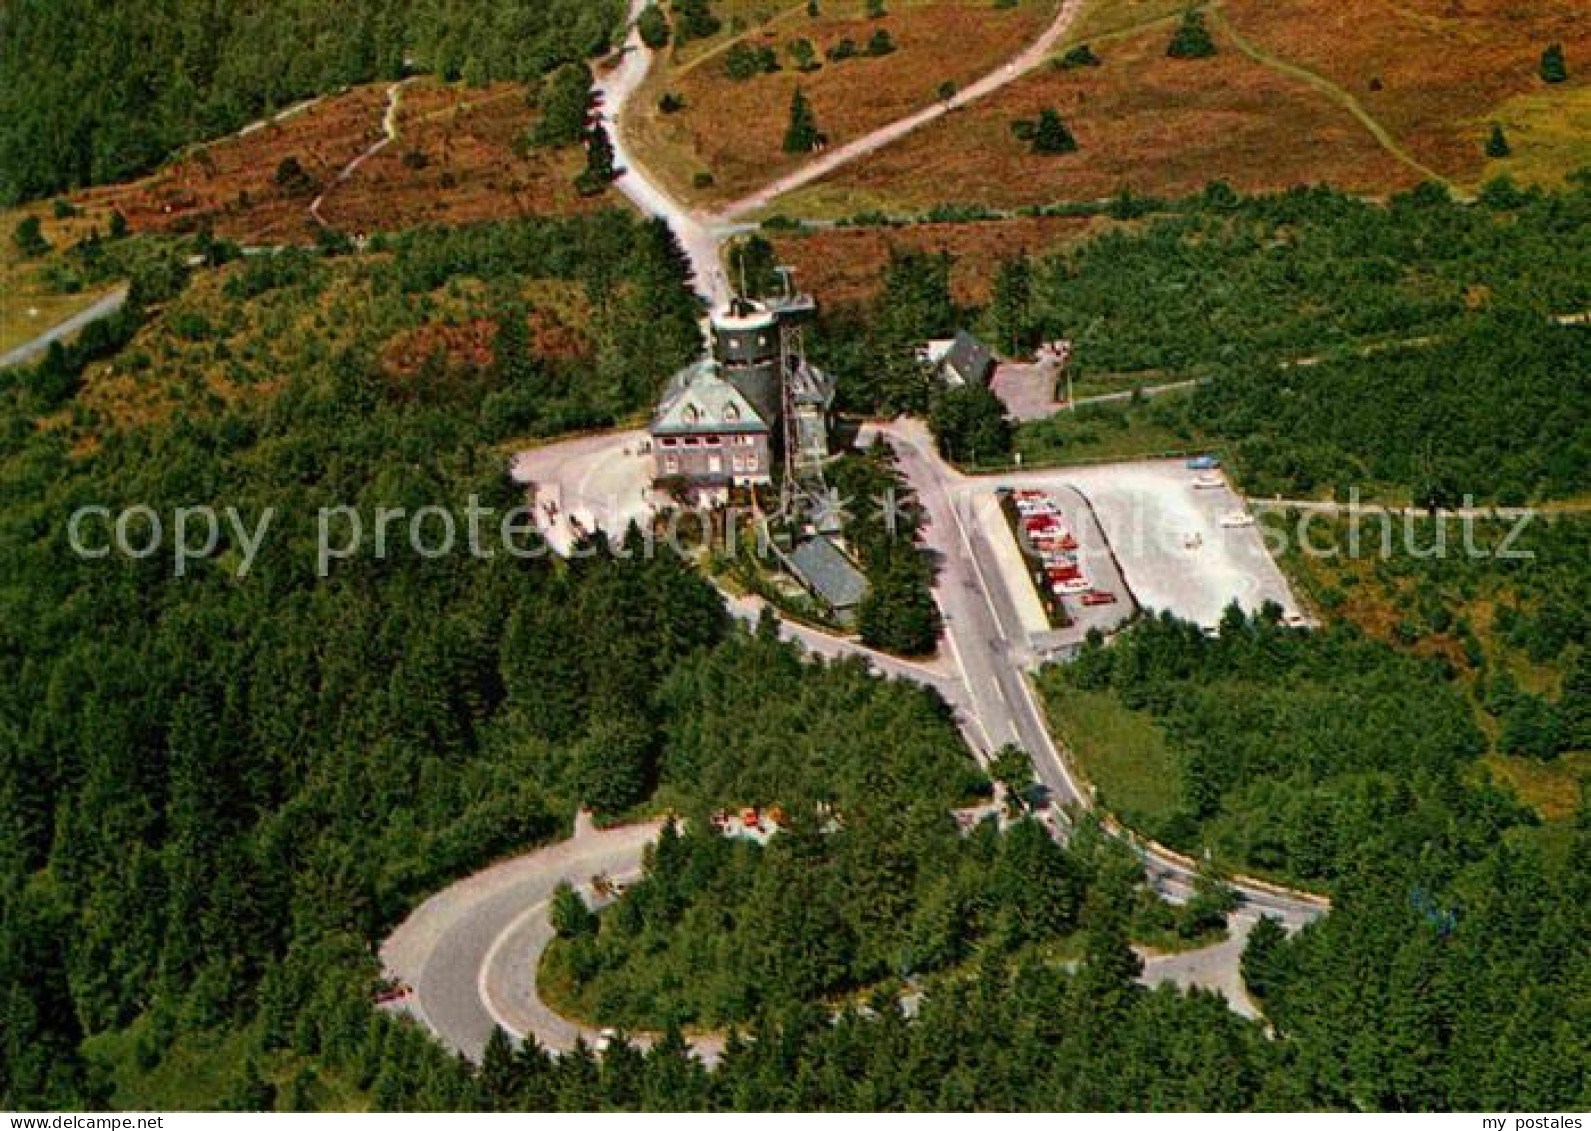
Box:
left=1219, top=511, right=1256, bottom=528
left=1082, top=589, right=1119, bottom=606
left=1053, top=578, right=1091, bottom=595
left=1187, top=455, right=1221, bottom=470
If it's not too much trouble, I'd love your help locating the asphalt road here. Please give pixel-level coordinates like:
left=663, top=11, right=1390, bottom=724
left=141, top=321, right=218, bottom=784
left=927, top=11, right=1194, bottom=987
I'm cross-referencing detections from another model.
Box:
left=381, top=815, right=662, bottom=1061
left=871, top=421, right=1325, bottom=927
left=382, top=0, right=1324, bottom=1062
left=599, top=0, right=732, bottom=305
left=0, top=287, right=128, bottom=370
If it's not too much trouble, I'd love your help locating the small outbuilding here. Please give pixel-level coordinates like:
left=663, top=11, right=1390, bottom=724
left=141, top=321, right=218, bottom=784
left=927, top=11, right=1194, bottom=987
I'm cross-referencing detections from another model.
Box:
left=785, top=536, right=870, bottom=622
left=923, top=330, right=996, bottom=388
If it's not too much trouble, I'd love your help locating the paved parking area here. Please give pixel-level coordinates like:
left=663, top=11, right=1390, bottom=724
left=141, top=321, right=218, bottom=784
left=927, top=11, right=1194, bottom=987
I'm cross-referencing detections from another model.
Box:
left=974, top=459, right=1305, bottom=632
left=968, top=485, right=1134, bottom=654
left=989, top=361, right=1064, bottom=421
left=510, top=429, right=654, bottom=554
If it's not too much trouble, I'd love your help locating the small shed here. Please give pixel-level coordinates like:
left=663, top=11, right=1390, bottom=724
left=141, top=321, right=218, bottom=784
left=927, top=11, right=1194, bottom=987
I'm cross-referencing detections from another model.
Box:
left=785, top=536, right=870, bottom=621
left=925, top=330, right=996, bottom=388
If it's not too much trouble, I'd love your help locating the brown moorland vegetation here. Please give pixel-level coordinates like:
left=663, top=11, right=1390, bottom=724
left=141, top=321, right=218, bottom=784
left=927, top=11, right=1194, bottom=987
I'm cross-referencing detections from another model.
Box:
left=764, top=213, right=1102, bottom=308
left=1219, top=0, right=1591, bottom=184
left=772, top=18, right=1421, bottom=216
left=73, top=80, right=609, bottom=246
left=627, top=0, right=1059, bottom=206
left=75, top=86, right=392, bottom=245
left=319, top=80, right=609, bottom=235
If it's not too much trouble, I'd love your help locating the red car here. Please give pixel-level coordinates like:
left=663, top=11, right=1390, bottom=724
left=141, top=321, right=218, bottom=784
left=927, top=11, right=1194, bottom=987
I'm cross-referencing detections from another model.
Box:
left=1082, top=589, right=1119, bottom=606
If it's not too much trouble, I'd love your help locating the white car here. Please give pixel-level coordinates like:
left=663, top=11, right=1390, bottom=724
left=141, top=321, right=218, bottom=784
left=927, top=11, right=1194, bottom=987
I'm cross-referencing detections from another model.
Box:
left=1052, top=578, right=1091, bottom=596
left=1192, top=475, right=1224, bottom=490
left=1219, top=511, right=1256, bottom=528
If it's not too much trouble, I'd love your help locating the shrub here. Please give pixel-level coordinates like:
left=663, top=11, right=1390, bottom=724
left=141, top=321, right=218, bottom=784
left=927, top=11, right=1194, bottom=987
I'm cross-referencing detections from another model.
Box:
left=12, top=215, right=49, bottom=257
left=1485, top=123, right=1511, bottom=159
left=1539, top=43, right=1568, bottom=84
left=1032, top=109, right=1078, bottom=154
left=638, top=3, right=671, bottom=49
left=1060, top=43, right=1101, bottom=68
left=827, top=37, right=858, bottom=62
left=1166, top=9, right=1216, bottom=59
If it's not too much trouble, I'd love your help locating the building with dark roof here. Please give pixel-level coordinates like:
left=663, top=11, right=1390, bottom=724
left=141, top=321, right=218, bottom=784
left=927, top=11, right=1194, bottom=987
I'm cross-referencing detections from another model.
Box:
left=649, top=295, right=835, bottom=498
left=926, top=329, right=996, bottom=388
left=785, top=536, right=869, bottom=621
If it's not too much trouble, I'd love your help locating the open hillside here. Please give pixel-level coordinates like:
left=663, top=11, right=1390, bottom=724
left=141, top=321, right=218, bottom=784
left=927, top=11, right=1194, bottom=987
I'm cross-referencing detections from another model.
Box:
left=0, top=0, right=625, bottom=204
left=624, top=0, right=1060, bottom=206
left=768, top=0, right=1591, bottom=217
left=68, top=80, right=612, bottom=247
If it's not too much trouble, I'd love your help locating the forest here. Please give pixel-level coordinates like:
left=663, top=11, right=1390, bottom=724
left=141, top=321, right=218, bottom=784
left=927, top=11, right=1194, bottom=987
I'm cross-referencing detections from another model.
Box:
left=0, top=211, right=710, bottom=1107
left=3, top=96, right=1591, bottom=1107
left=0, top=0, right=624, bottom=203
left=1048, top=606, right=1530, bottom=887
left=1275, top=514, right=1591, bottom=777
left=1019, top=180, right=1591, bottom=502
left=803, top=178, right=1591, bottom=502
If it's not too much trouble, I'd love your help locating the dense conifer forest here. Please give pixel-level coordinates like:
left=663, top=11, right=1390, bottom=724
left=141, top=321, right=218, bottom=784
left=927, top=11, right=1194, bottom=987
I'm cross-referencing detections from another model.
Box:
left=0, top=0, right=624, bottom=203
left=3, top=173, right=1590, bottom=1109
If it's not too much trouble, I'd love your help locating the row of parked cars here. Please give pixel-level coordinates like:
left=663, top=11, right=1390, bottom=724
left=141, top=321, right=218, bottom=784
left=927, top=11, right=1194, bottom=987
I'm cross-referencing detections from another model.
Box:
left=1012, top=490, right=1118, bottom=607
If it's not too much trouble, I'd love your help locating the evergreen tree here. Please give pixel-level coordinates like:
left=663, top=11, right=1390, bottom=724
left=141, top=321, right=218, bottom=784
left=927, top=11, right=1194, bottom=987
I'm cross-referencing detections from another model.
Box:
left=480, top=1026, right=520, bottom=1108
left=1167, top=9, right=1217, bottom=59
left=1485, top=123, right=1512, bottom=159
left=638, top=4, right=672, bottom=50
left=990, top=254, right=1034, bottom=355
left=989, top=744, right=1035, bottom=814
left=11, top=216, right=49, bottom=257
left=928, top=384, right=1014, bottom=465
left=579, top=124, right=617, bottom=194
left=1032, top=109, right=1079, bottom=154
left=1240, top=915, right=1287, bottom=1002
left=783, top=88, right=822, bottom=153
left=1539, top=43, right=1568, bottom=84
left=857, top=554, right=941, bottom=656
left=550, top=882, right=597, bottom=939
left=672, top=0, right=722, bottom=41
left=529, top=64, right=594, bottom=149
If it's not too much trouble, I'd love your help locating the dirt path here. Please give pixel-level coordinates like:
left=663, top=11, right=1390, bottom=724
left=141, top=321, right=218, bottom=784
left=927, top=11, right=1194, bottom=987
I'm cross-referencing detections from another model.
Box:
left=310, top=78, right=411, bottom=228
left=1207, top=4, right=1461, bottom=196
left=715, top=0, right=1089, bottom=220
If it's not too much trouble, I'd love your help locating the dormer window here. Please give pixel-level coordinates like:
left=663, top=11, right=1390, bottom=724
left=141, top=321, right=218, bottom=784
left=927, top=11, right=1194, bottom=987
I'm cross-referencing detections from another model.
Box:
left=683, top=403, right=701, bottom=424
left=723, top=403, right=740, bottom=423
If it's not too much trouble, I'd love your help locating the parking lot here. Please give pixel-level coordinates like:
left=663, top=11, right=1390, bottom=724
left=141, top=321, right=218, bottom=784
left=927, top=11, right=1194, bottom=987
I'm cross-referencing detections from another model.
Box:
left=969, top=484, right=1134, bottom=653
left=509, top=429, right=653, bottom=554
left=969, top=458, right=1306, bottom=636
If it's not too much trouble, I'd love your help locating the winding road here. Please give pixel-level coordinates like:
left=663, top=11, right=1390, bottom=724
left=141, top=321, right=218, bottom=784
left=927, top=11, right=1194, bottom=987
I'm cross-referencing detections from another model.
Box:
left=310, top=79, right=412, bottom=229
left=595, top=13, right=734, bottom=304
left=382, top=0, right=1328, bottom=1063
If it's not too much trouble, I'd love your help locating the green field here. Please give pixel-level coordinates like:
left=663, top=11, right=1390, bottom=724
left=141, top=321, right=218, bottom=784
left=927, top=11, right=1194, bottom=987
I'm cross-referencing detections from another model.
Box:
left=1038, top=676, right=1182, bottom=828
left=1013, top=387, right=1206, bottom=467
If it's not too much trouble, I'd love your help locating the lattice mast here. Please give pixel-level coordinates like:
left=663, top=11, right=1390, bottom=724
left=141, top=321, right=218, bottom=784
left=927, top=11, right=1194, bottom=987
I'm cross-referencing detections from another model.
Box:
left=775, top=267, right=826, bottom=520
